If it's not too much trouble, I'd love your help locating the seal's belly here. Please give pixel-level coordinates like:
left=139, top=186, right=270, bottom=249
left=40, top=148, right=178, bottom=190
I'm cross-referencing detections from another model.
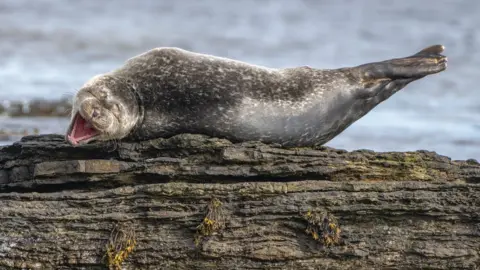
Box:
left=219, top=96, right=352, bottom=146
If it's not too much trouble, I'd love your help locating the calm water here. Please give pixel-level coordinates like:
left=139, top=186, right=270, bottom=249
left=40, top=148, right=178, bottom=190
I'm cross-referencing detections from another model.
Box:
left=0, top=0, right=479, bottom=160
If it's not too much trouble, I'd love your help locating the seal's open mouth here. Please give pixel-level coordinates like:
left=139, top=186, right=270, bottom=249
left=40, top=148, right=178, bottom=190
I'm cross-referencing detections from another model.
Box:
left=66, top=113, right=100, bottom=145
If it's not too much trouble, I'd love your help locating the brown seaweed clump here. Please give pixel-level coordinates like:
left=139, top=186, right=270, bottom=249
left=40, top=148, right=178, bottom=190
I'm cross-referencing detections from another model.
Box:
left=105, top=222, right=137, bottom=270
left=195, top=198, right=226, bottom=246
left=304, top=210, right=342, bottom=247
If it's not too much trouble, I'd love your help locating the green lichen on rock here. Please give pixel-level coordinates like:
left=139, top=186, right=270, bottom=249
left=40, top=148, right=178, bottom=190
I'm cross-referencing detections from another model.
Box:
left=325, top=150, right=457, bottom=182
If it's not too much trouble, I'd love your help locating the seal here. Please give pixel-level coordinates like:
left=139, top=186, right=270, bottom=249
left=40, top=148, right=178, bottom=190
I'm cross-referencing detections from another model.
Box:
left=65, top=45, right=447, bottom=147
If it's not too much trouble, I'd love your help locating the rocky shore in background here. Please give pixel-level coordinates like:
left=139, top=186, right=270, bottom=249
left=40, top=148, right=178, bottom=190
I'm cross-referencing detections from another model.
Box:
left=0, top=98, right=71, bottom=142
left=0, top=128, right=40, bottom=141
left=0, top=133, right=479, bottom=269
left=0, top=97, right=72, bottom=118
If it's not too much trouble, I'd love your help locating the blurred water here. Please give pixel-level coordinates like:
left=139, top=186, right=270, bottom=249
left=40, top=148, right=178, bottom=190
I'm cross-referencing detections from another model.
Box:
left=0, top=0, right=479, bottom=160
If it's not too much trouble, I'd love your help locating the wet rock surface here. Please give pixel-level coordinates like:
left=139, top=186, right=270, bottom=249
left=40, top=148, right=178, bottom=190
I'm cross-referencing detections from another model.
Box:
left=0, top=134, right=479, bottom=269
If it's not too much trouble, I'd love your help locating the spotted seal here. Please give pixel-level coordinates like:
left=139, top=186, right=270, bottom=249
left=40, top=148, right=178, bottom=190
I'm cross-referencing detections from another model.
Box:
left=65, top=45, right=447, bottom=146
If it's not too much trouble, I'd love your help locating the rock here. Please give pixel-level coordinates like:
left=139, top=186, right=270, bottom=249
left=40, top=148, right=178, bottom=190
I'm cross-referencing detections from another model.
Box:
left=0, top=133, right=479, bottom=269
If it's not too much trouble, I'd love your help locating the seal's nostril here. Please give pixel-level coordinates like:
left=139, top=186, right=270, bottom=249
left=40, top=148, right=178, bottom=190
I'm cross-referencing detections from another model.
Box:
left=92, top=109, right=99, bottom=118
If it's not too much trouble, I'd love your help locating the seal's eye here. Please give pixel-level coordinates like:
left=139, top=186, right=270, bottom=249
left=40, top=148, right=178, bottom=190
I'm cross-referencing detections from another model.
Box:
left=110, top=104, right=120, bottom=114
left=99, top=90, right=108, bottom=100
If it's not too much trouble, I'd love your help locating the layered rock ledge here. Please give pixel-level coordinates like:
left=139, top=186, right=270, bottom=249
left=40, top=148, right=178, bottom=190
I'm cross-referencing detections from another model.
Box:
left=0, top=134, right=479, bottom=269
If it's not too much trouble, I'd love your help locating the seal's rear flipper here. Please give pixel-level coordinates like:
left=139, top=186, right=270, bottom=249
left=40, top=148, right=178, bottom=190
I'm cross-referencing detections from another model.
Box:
left=414, top=44, right=445, bottom=56
left=357, top=44, right=447, bottom=81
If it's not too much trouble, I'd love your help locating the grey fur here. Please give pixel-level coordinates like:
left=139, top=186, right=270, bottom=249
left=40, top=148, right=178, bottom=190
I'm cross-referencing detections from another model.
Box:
left=68, top=45, right=447, bottom=147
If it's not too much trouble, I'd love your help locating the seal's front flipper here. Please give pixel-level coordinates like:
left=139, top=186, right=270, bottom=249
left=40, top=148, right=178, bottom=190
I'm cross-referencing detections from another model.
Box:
left=357, top=44, right=448, bottom=81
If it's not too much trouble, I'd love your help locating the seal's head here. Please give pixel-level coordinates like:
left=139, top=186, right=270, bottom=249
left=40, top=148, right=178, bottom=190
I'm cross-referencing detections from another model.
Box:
left=66, top=74, right=140, bottom=146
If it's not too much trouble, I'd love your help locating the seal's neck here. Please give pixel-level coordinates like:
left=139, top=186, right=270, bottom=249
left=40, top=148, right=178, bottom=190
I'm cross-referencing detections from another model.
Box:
left=104, top=74, right=145, bottom=140
left=130, top=85, right=145, bottom=134
left=111, top=80, right=144, bottom=143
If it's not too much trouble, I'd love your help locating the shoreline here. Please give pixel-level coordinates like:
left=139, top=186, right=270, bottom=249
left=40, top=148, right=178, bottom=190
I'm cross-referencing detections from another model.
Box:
left=0, top=97, right=72, bottom=118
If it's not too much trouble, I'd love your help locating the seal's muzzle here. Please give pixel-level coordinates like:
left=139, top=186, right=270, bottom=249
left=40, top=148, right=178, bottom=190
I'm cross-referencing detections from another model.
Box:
left=66, top=112, right=100, bottom=145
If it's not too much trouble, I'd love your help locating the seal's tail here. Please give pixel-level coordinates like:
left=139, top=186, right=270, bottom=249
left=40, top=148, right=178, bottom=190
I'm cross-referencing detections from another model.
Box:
left=358, top=44, right=448, bottom=81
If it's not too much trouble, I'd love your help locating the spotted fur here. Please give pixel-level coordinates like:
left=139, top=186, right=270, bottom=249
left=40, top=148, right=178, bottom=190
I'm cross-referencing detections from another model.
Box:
left=67, top=45, right=447, bottom=146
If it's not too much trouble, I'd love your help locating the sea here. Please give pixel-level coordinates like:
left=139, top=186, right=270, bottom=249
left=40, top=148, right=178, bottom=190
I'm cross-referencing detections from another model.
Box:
left=0, top=0, right=479, bottom=160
